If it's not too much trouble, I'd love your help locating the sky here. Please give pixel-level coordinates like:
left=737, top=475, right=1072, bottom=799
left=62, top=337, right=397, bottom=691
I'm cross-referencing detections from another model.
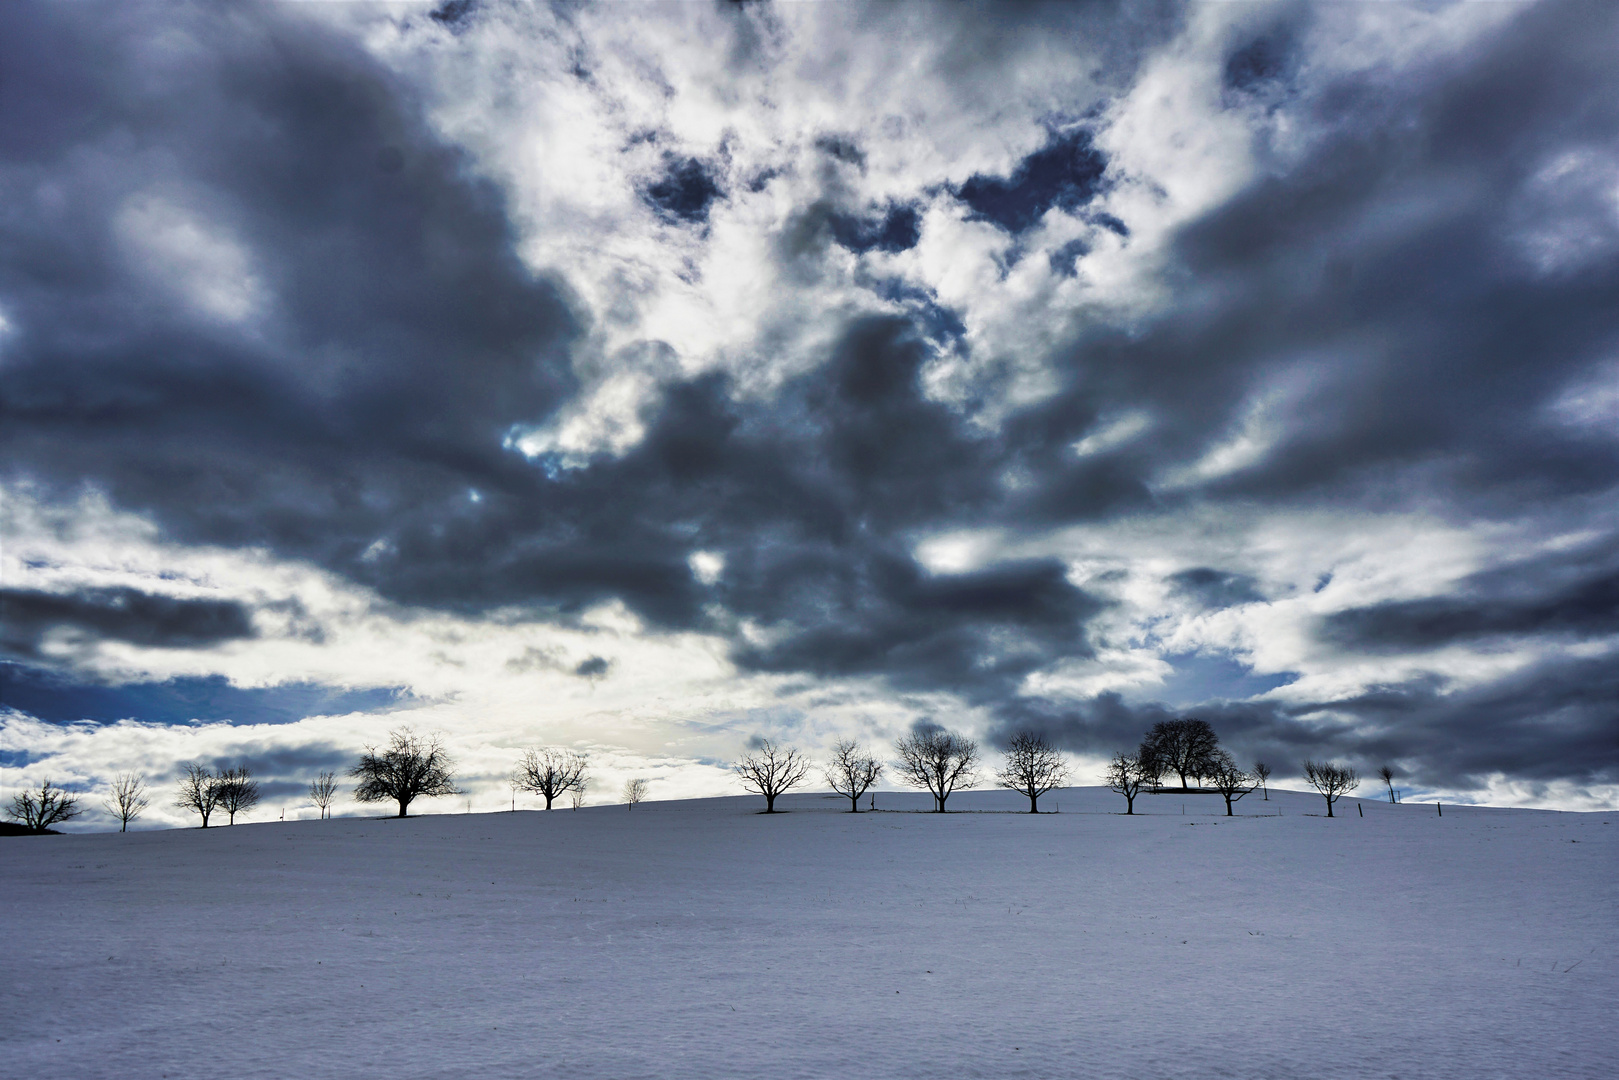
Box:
left=2, top=0, right=1617, bottom=826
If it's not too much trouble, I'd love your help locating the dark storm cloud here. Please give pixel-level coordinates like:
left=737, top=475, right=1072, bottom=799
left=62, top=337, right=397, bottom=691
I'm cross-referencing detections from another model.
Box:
left=0, top=587, right=255, bottom=659
left=0, top=665, right=408, bottom=727
left=2, top=2, right=1618, bottom=795
left=1166, top=569, right=1265, bottom=610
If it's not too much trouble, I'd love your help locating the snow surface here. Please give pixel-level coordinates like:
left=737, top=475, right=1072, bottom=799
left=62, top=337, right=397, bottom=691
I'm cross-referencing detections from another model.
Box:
left=1, top=786, right=1613, bottom=1080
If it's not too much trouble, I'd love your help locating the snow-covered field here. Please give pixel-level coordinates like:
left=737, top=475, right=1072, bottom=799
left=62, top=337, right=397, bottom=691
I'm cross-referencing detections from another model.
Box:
left=1, top=786, right=1612, bottom=1080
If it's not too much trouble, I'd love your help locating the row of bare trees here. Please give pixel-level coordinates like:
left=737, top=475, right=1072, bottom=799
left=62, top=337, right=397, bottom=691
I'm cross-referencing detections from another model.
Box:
left=174, top=763, right=262, bottom=826
left=734, top=727, right=1072, bottom=814
left=1101, top=719, right=1368, bottom=817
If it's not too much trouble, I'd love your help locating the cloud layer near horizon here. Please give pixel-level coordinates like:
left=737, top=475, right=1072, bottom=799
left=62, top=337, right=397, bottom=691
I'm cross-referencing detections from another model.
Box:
left=3, top=1, right=1617, bottom=823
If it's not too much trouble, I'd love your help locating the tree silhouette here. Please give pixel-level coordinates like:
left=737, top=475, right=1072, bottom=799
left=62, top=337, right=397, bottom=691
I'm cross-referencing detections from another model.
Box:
left=309, top=771, right=338, bottom=819
left=351, top=729, right=461, bottom=818
left=824, top=740, right=882, bottom=813
left=215, top=766, right=261, bottom=825
left=1207, top=751, right=1258, bottom=816
left=175, top=763, right=221, bottom=827
left=735, top=740, right=810, bottom=813
left=995, top=731, right=1067, bottom=813
left=7, top=779, right=83, bottom=833
left=514, top=747, right=589, bottom=810
left=1303, top=760, right=1359, bottom=817
left=894, top=727, right=978, bottom=812
left=1139, top=719, right=1220, bottom=789
left=1253, top=761, right=1272, bottom=800
left=1378, top=764, right=1397, bottom=803
left=622, top=778, right=649, bottom=809
left=1104, top=752, right=1149, bottom=814
left=103, top=773, right=149, bottom=832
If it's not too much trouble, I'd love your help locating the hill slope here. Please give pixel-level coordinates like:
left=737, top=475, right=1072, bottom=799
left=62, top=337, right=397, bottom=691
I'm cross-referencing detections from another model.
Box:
left=0, top=787, right=1611, bottom=1079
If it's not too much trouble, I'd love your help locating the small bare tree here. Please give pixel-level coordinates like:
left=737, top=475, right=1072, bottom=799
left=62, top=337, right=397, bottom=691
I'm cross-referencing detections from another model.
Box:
left=1378, top=764, right=1397, bottom=803
left=996, top=731, right=1068, bottom=813
left=824, top=740, right=883, bottom=813
left=351, top=728, right=461, bottom=818
left=1207, top=751, right=1258, bottom=816
left=103, top=773, right=149, bottom=832
left=309, top=771, right=338, bottom=819
left=7, top=779, right=84, bottom=832
left=622, top=777, right=649, bottom=809
left=1254, top=761, right=1272, bottom=800
left=1104, top=752, right=1149, bottom=814
left=175, top=763, right=221, bottom=827
left=893, top=727, right=978, bottom=813
left=734, top=740, right=811, bottom=813
left=1303, top=759, right=1360, bottom=817
left=514, top=747, right=589, bottom=810
left=215, top=766, right=261, bottom=825
left=571, top=782, right=587, bottom=810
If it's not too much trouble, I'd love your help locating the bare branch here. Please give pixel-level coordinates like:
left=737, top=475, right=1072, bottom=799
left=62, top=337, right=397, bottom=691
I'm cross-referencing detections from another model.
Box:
left=622, top=777, right=649, bottom=809
left=350, top=728, right=461, bottom=818
left=824, top=740, right=883, bottom=812
left=734, top=740, right=811, bottom=813
left=893, top=727, right=978, bottom=812
left=995, top=731, right=1068, bottom=813
left=174, top=763, right=221, bottom=828
left=1103, top=752, right=1149, bottom=815
left=309, top=771, right=339, bottom=819
left=513, top=747, right=589, bottom=810
left=102, top=773, right=149, bottom=832
left=7, top=779, right=84, bottom=833
left=1206, top=750, right=1258, bottom=816
left=1253, top=761, right=1272, bottom=800
left=214, top=766, right=261, bottom=825
left=1303, top=759, right=1360, bottom=817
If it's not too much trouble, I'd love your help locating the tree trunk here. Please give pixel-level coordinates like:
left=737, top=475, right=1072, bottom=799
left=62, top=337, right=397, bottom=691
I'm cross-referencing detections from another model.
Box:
left=1125, top=794, right=1134, bottom=814
left=1224, top=796, right=1234, bottom=816
left=849, top=795, right=860, bottom=813
left=1028, top=793, right=1038, bottom=813
left=544, top=792, right=554, bottom=810
left=396, top=800, right=409, bottom=818
left=765, top=792, right=776, bottom=813
left=1325, top=798, right=1334, bottom=817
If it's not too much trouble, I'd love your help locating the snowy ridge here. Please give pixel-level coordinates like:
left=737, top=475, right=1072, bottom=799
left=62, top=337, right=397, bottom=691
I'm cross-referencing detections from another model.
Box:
left=2, top=787, right=1611, bottom=1079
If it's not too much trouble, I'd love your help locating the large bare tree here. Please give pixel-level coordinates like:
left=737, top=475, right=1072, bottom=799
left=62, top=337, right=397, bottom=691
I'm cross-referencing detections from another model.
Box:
left=1303, top=760, right=1360, bottom=817
left=103, top=773, right=149, bottom=832
left=996, top=731, right=1068, bottom=813
left=215, top=766, right=261, bottom=825
left=309, top=771, right=338, bottom=819
left=351, top=729, right=461, bottom=818
left=824, top=740, right=882, bottom=813
left=174, top=763, right=221, bottom=827
left=514, top=747, right=589, bottom=810
left=1104, top=752, right=1149, bottom=815
left=734, top=740, right=810, bottom=813
left=622, top=777, right=649, bottom=809
left=7, top=779, right=83, bottom=832
left=1207, top=751, right=1258, bottom=816
left=893, top=727, right=978, bottom=813
left=1139, top=718, right=1221, bottom=789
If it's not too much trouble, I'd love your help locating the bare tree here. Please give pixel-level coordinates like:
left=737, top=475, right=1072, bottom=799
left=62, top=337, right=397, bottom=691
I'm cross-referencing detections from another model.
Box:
left=570, top=782, right=587, bottom=810
left=309, top=771, right=338, bottom=819
left=215, top=766, right=261, bottom=825
left=1104, top=752, right=1149, bottom=814
left=622, top=777, right=649, bottom=809
left=7, top=779, right=83, bottom=832
left=351, top=728, right=461, bottom=818
left=734, top=740, right=811, bottom=813
left=1303, top=760, right=1360, bottom=817
left=1139, top=718, right=1221, bottom=789
left=175, top=763, right=221, bottom=827
left=1207, top=751, right=1258, bottom=816
left=1254, top=761, right=1272, bottom=800
left=824, top=740, right=883, bottom=813
left=102, top=773, right=149, bottom=832
left=893, top=727, right=979, bottom=813
left=996, top=731, right=1068, bottom=813
left=513, top=747, right=589, bottom=810
left=1378, top=764, right=1397, bottom=803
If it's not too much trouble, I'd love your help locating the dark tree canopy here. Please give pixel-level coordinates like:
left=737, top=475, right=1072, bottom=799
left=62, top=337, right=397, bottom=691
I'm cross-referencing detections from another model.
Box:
left=894, top=727, right=978, bottom=812
left=995, top=731, right=1068, bottom=813
left=351, top=729, right=460, bottom=818
left=1139, top=718, right=1221, bottom=789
